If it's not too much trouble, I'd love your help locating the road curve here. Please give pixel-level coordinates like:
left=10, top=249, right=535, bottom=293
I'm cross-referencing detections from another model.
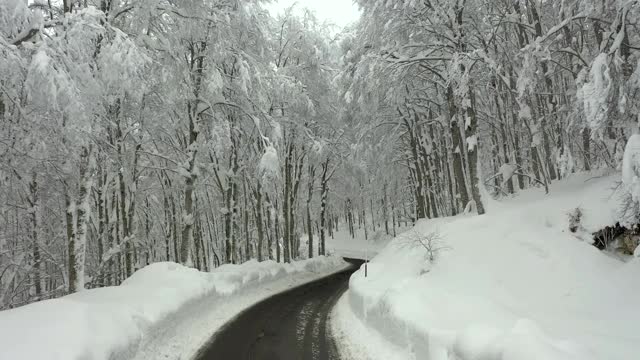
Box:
left=194, top=262, right=361, bottom=360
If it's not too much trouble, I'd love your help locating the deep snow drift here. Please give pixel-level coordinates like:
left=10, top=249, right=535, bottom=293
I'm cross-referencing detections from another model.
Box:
left=0, top=256, right=347, bottom=360
left=334, top=172, right=640, bottom=360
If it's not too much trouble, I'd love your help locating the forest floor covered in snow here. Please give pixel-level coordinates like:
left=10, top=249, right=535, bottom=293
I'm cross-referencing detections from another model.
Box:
left=333, top=172, right=640, bottom=360
left=302, top=223, right=411, bottom=261
left=0, top=256, right=348, bottom=360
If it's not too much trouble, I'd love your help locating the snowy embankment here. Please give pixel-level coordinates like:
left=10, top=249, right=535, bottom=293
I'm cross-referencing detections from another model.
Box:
left=333, top=173, right=640, bottom=360
left=0, top=256, right=347, bottom=360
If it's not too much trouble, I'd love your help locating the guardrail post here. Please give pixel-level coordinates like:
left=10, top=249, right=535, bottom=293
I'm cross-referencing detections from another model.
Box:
left=365, top=246, right=368, bottom=277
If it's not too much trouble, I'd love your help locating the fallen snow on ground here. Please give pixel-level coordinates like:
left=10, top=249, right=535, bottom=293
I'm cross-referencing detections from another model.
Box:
left=327, top=227, right=390, bottom=260
left=332, top=291, right=415, bottom=360
left=300, top=224, right=410, bottom=261
left=335, top=172, right=640, bottom=360
left=0, top=256, right=348, bottom=360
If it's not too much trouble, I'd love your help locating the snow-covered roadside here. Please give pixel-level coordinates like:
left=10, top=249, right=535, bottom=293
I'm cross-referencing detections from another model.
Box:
left=333, top=173, right=640, bottom=360
left=332, top=292, right=414, bottom=360
left=0, top=256, right=348, bottom=360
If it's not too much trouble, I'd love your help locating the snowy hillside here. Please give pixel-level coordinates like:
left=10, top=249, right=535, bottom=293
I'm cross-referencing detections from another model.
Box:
left=0, top=256, right=347, bottom=360
left=334, top=173, right=640, bottom=360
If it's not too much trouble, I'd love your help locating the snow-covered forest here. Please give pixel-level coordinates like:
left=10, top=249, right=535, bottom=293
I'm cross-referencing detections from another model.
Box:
left=2, top=0, right=640, bottom=312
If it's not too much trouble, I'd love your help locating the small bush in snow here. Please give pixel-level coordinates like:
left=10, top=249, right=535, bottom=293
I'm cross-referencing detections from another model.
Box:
left=592, top=222, right=626, bottom=250
left=617, top=189, right=640, bottom=227
left=618, top=232, right=640, bottom=255
left=620, top=135, right=640, bottom=225
left=568, top=207, right=583, bottom=233
left=402, top=230, right=447, bottom=262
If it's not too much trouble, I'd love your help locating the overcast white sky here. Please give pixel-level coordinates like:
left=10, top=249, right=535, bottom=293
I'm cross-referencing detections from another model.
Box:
left=266, top=0, right=361, bottom=28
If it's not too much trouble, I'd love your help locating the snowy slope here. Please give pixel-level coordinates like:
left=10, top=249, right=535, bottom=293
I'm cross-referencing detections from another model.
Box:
left=334, top=173, right=640, bottom=360
left=0, top=256, right=347, bottom=360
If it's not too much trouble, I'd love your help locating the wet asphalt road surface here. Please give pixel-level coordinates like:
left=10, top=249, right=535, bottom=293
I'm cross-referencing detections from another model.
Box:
left=195, top=261, right=361, bottom=360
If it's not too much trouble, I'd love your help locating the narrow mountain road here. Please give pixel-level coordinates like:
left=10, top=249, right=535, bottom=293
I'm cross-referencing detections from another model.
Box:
left=194, top=261, right=362, bottom=360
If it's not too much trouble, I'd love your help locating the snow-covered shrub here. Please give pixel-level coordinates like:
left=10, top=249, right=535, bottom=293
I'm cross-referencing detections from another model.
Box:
left=617, top=232, right=640, bottom=255
left=576, top=53, right=613, bottom=137
left=617, top=190, right=640, bottom=227
left=568, top=207, right=583, bottom=233
left=592, top=222, right=626, bottom=251
left=619, top=134, right=640, bottom=225
left=401, top=230, right=446, bottom=262
left=556, top=147, right=575, bottom=178
left=259, top=145, right=280, bottom=180
left=499, top=163, right=517, bottom=186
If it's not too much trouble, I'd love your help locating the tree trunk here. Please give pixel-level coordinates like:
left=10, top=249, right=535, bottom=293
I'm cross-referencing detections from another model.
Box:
left=583, top=128, right=591, bottom=171
left=72, top=145, right=94, bottom=292
left=65, top=188, right=76, bottom=292
left=180, top=102, right=199, bottom=266
left=465, top=89, right=485, bottom=214
left=383, top=182, right=389, bottom=235
left=319, top=158, right=330, bottom=256
left=254, top=181, right=265, bottom=261
left=275, top=199, right=281, bottom=263
left=306, top=165, right=315, bottom=259
left=448, top=86, right=470, bottom=212
left=29, top=173, right=41, bottom=297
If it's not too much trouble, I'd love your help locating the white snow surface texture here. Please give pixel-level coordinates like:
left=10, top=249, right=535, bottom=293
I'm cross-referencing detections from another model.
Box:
left=0, top=256, right=346, bottom=360
left=340, top=173, right=640, bottom=360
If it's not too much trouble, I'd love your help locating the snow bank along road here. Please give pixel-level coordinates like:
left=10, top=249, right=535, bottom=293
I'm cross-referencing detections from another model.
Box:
left=332, top=174, right=640, bottom=360
left=0, top=257, right=350, bottom=360
left=195, top=259, right=364, bottom=360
